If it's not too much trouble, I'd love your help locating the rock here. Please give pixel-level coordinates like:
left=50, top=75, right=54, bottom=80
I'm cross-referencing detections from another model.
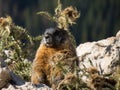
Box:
left=0, top=60, right=52, bottom=90
left=2, top=82, right=52, bottom=90
left=9, top=71, right=25, bottom=85
left=2, top=84, right=15, bottom=90
left=76, top=30, right=120, bottom=75
left=116, top=30, right=120, bottom=37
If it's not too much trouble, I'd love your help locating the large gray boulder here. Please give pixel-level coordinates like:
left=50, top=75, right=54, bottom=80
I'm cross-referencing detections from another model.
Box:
left=76, top=30, right=120, bottom=75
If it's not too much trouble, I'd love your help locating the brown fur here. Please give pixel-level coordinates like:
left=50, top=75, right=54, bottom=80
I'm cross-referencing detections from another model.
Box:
left=31, top=28, right=77, bottom=88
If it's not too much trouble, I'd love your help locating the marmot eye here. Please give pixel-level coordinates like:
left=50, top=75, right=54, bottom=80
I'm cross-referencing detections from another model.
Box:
left=45, top=35, right=49, bottom=39
left=44, top=33, right=52, bottom=38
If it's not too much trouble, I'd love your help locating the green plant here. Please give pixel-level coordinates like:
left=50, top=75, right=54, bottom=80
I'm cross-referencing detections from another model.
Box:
left=0, top=16, right=42, bottom=81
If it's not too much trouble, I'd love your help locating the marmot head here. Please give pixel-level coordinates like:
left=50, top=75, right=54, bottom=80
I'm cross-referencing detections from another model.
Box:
left=42, top=28, right=68, bottom=47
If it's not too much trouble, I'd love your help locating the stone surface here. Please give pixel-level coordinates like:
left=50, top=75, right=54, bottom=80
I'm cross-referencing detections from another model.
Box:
left=2, top=82, right=52, bottom=90
left=0, top=61, right=52, bottom=90
left=76, top=30, right=120, bottom=75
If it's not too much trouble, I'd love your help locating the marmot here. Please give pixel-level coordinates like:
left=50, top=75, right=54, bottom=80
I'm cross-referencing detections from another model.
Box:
left=31, top=28, right=78, bottom=89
